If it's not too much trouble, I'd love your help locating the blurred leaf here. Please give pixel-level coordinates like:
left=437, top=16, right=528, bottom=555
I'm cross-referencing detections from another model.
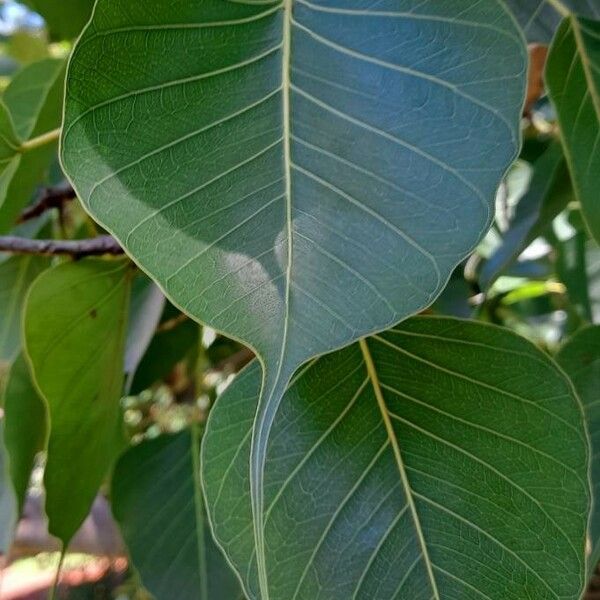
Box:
left=502, top=280, right=564, bottom=305
left=556, top=326, right=600, bottom=573
left=546, top=17, right=600, bottom=245
left=23, top=0, right=95, bottom=40
left=0, top=57, right=65, bottom=233
left=124, top=275, right=165, bottom=390
left=430, top=268, right=473, bottom=318
left=557, top=230, right=592, bottom=324
left=6, top=30, right=48, bottom=65
left=203, top=317, right=589, bottom=600
left=24, top=258, right=132, bottom=544
left=0, top=100, right=20, bottom=173
left=0, top=420, right=17, bottom=555
left=112, top=429, right=244, bottom=600
left=588, top=242, right=600, bottom=323
left=480, top=142, right=572, bottom=289
left=0, top=255, right=48, bottom=363
left=505, top=0, right=599, bottom=42
left=130, top=315, right=199, bottom=396
left=2, top=353, right=46, bottom=514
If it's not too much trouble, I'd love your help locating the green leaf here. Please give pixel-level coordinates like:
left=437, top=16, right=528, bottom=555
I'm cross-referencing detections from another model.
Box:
left=480, top=142, right=572, bottom=289
left=505, top=0, right=599, bottom=43
left=0, top=255, right=48, bottom=364
left=552, top=210, right=594, bottom=327
left=556, top=325, right=600, bottom=573
left=0, top=58, right=66, bottom=233
left=24, top=258, right=132, bottom=544
left=23, top=0, right=96, bottom=40
left=0, top=420, right=17, bottom=555
left=546, top=16, right=600, bottom=246
left=2, top=353, right=47, bottom=514
left=124, top=275, right=165, bottom=391
left=203, top=317, right=589, bottom=600
left=112, top=429, right=244, bottom=600
left=0, top=102, right=20, bottom=175
left=130, top=315, right=199, bottom=395
left=62, top=5, right=527, bottom=588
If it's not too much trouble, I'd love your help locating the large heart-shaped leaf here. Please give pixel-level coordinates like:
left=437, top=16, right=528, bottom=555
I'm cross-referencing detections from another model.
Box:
left=556, top=325, right=600, bottom=574
left=112, top=429, right=244, bottom=600
left=24, top=258, right=132, bottom=544
left=203, top=317, right=589, bottom=600
left=61, top=3, right=527, bottom=591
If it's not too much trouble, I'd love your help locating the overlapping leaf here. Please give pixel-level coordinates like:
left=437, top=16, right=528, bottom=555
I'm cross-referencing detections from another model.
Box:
left=0, top=255, right=48, bottom=363
left=480, top=142, right=572, bottom=288
left=557, top=326, right=600, bottom=573
left=2, top=353, right=46, bottom=513
left=62, top=3, right=527, bottom=589
left=0, top=58, right=65, bottom=233
left=203, top=317, right=589, bottom=600
left=24, top=0, right=96, bottom=40
left=124, top=275, right=165, bottom=391
left=505, top=1, right=600, bottom=43
left=24, top=258, right=131, bottom=544
left=546, top=16, right=600, bottom=245
left=112, top=430, right=244, bottom=600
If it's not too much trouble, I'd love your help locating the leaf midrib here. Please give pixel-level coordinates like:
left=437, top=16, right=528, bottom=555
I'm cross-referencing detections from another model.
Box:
left=571, top=16, right=600, bottom=119
left=358, top=338, right=440, bottom=600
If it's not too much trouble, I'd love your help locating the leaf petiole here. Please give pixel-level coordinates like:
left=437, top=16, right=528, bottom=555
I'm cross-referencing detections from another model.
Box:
left=19, top=127, right=61, bottom=153
left=546, top=0, right=571, bottom=18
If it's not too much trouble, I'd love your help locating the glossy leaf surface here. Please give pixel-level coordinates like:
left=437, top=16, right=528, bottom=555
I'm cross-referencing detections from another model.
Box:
left=24, top=258, right=131, bottom=544
left=112, top=430, right=244, bottom=600
left=203, top=318, right=589, bottom=600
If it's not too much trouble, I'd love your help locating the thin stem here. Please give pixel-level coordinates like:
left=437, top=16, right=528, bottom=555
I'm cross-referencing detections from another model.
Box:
left=18, top=182, right=76, bottom=223
left=546, top=0, right=571, bottom=18
left=19, top=127, right=61, bottom=153
left=48, top=549, right=66, bottom=600
left=0, top=235, right=124, bottom=257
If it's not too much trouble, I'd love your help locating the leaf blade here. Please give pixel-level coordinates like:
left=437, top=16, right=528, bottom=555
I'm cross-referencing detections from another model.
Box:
left=203, top=318, right=589, bottom=600
left=24, top=258, right=131, bottom=544
left=62, top=4, right=527, bottom=594
left=112, top=429, right=244, bottom=600
left=546, top=16, right=600, bottom=245
left=556, top=325, right=600, bottom=574
left=2, top=352, right=47, bottom=514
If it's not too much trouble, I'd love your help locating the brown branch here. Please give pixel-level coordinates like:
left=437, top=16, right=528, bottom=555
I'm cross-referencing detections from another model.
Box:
left=211, top=346, right=255, bottom=375
left=0, top=235, right=124, bottom=257
left=18, top=182, right=76, bottom=223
